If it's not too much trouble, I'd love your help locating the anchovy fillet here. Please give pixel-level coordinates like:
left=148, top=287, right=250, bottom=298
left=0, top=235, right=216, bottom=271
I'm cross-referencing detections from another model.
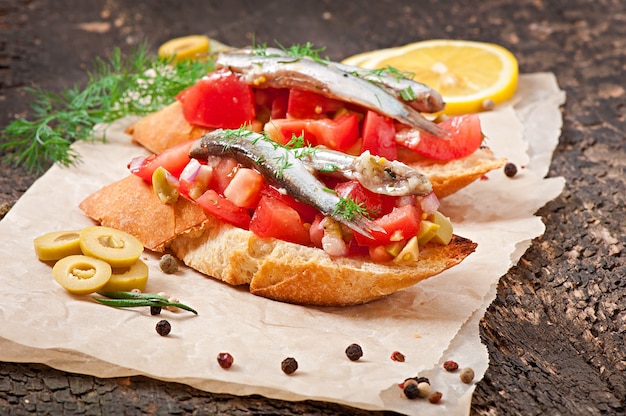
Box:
left=215, top=51, right=449, bottom=138
left=189, top=129, right=385, bottom=238
left=298, top=149, right=433, bottom=196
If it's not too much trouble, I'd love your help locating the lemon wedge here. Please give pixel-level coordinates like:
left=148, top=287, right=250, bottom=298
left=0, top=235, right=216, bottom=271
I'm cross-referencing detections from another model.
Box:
left=342, top=39, right=519, bottom=115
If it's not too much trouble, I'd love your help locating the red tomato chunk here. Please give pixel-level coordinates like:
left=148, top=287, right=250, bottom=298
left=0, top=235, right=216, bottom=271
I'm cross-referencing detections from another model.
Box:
left=249, top=196, right=311, bottom=246
left=176, top=69, right=256, bottom=129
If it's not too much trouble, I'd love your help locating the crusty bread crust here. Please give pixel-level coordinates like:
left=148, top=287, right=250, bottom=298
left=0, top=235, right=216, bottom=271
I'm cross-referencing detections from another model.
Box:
left=79, top=174, right=477, bottom=306
left=124, top=102, right=506, bottom=199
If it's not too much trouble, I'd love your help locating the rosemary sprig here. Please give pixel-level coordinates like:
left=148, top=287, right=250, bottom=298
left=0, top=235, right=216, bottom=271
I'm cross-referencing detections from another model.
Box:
left=94, top=291, right=198, bottom=315
left=0, top=43, right=213, bottom=173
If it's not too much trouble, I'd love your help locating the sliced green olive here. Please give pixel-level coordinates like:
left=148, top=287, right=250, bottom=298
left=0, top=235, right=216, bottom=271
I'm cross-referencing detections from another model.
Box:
left=80, top=226, right=144, bottom=268
left=33, top=230, right=82, bottom=261
left=152, top=166, right=179, bottom=204
left=429, top=211, right=453, bottom=245
left=417, top=220, right=440, bottom=246
left=53, top=255, right=112, bottom=295
left=100, top=259, right=149, bottom=292
left=393, top=236, right=420, bottom=265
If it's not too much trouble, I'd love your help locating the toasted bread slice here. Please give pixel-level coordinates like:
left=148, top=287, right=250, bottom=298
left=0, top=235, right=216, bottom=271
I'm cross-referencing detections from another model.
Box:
left=124, top=102, right=506, bottom=198
left=79, top=174, right=477, bottom=306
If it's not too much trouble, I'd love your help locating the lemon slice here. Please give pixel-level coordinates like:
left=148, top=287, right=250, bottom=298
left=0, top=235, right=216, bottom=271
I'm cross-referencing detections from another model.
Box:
left=158, top=35, right=211, bottom=62
left=343, top=39, right=519, bottom=115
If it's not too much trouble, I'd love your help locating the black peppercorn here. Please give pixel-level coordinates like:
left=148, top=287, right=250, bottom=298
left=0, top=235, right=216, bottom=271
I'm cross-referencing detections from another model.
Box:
left=403, top=382, right=419, bottom=399
left=150, top=306, right=162, bottom=315
left=281, top=357, right=298, bottom=375
left=345, top=343, right=363, bottom=361
left=504, top=162, right=518, bottom=177
left=155, top=319, right=171, bottom=336
left=416, top=376, right=430, bottom=385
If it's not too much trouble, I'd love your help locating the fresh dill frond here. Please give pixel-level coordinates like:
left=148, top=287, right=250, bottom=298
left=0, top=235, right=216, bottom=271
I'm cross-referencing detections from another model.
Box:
left=1, top=43, right=213, bottom=173
left=278, top=41, right=329, bottom=63
left=333, top=196, right=371, bottom=221
left=274, top=150, right=293, bottom=179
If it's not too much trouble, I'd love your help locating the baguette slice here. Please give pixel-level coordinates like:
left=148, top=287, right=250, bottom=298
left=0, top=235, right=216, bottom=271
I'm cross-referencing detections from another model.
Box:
left=125, top=102, right=506, bottom=199
left=79, top=174, right=477, bottom=306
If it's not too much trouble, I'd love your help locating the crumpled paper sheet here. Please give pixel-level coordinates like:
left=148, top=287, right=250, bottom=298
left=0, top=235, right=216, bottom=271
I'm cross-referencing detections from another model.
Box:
left=0, top=73, right=565, bottom=415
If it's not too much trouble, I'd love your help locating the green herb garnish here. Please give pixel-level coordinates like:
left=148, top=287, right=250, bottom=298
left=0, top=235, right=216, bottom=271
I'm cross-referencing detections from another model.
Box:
left=1, top=43, right=213, bottom=173
left=333, top=196, right=371, bottom=221
left=94, top=291, right=198, bottom=315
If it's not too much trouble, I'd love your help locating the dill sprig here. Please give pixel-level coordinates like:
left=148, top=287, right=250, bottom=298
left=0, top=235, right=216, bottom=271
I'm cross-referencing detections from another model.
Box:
left=333, top=196, right=372, bottom=221
left=0, top=43, right=213, bottom=173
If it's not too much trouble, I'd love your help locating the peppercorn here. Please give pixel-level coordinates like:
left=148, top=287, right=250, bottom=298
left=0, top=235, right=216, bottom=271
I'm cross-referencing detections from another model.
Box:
left=345, top=343, right=363, bottom=361
left=390, top=351, right=405, bottom=362
left=428, top=391, right=443, bottom=404
left=281, top=357, right=298, bottom=375
left=155, top=319, right=171, bottom=336
left=417, top=382, right=432, bottom=398
left=402, top=377, right=418, bottom=389
left=460, top=367, right=475, bottom=384
left=159, top=254, right=179, bottom=274
left=416, top=376, right=430, bottom=385
left=504, top=162, right=518, bottom=178
left=443, top=360, right=459, bottom=372
left=150, top=305, right=162, bottom=315
left=217, top=352, right=234, bottom=369
left=403, top=382, right=419, bottom=400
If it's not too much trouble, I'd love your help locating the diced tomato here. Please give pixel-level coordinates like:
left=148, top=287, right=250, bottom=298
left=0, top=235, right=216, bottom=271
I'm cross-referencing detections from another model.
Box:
left=223, top=168, right=265, bottom=209
left=396, top=114, right=483, bottom=160
left=354, top=204, right=422, bottom=246
left=249, top=195, right=311, bottom=246
left=128, top=140, right=195, bottom=183
left=361, top=110, right=398, bottom=160
left=287, top=89, right=344, bottom=119
left=264, top=114, right=359, bottom=151
left=308, top=113, right=359, bottom=151
left=368, top=245, right=394, bottom=263
left=264, top=118, right=315, bottom=145
left=196, top=189, right=251, bottom=230
left=334, top=180, right=383, bottom=218
left=254, top=88, right=289, bottom=122
left=260, top=185, right=319, bottom=224
left=208, top=157, right=239, bottom=194
left=176, top=69, right=256, bottom=129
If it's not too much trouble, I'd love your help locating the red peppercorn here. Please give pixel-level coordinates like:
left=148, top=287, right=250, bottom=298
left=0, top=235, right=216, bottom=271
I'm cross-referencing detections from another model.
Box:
left=217, top=352, right=234, bottom=369
left=443, top=360, right=459, bottom=372
left=390, top=351, right=406, bottom=362
left=429, top=391, right=443, bottom=404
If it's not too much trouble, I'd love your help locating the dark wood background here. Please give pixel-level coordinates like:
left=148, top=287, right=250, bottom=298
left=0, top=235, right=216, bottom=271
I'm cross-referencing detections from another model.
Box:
left=1, top=0, right=624, bottom=414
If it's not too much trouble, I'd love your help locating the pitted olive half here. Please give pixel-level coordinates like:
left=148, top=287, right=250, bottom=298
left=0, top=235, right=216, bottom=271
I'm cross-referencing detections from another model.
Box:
left=101, top=259, right=149, bottom=292
left=34, top=230, right=82, bottom=261
left=52, top=254, right=112, bottom=295
left=79, top=226, right=144, bottom=268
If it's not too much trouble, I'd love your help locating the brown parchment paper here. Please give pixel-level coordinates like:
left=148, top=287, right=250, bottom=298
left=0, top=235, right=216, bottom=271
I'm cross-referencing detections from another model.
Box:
left=0, top=73, right=565, bottom=415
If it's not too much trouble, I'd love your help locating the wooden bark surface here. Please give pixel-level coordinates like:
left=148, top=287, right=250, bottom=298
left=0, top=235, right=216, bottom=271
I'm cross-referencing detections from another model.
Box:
left=1, top=0, right=624, bottom=414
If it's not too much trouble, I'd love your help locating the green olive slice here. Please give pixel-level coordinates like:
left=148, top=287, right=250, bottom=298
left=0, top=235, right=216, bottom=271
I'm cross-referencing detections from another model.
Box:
left=101, top=259, right=149, bottom=292
left=53, top=255, right=112, bottom=295
left=80, top=226, right=144, bottom=268
left=34, top=230, right=82, bottom=261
